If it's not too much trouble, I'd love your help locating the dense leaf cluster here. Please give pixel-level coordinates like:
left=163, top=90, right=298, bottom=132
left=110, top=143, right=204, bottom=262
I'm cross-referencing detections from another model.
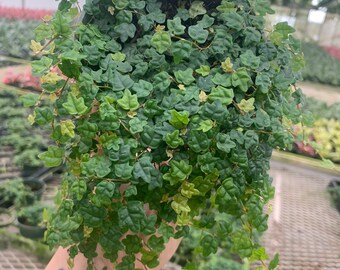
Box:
left=29, top=0, right=305, bottom=269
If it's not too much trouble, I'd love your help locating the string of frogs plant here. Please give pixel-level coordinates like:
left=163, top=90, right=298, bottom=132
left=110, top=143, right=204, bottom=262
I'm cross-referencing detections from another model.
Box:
left=24, top=0, right=306, bottom=269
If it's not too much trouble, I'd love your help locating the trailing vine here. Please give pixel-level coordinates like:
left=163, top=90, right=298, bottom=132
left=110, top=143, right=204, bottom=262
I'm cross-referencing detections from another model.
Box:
left=26, top=0, right=306, bottom=269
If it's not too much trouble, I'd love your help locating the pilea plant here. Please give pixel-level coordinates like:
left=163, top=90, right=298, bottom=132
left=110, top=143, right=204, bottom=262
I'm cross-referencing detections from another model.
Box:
left=27, top=0, right=306, bottom=269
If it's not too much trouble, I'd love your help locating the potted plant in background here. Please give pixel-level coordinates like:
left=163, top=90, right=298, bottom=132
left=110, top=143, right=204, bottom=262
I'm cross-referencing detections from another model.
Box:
left=328, top=179, right=340, bottom=212
left=29, top=0, right=306, bottom=269
left=17, top=203, right=53, bottom=239
left=0, top=178, right=36, bottom=209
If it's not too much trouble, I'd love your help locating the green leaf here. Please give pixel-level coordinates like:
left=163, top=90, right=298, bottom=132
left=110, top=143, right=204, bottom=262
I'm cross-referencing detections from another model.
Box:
left=59, top=59, right=81, bottom=79
left=189, top=1, right=206, bottom=18
left=232, top=68, right=252, bottom=92
left=63, top=93, right=88, bottom=115
left=125, top=185, right=137, bottom=197
left=198, top=15, right=215, bottom=28
left=107, top=72, right=134, bottom=91
left=38, top=146, right=65, bottom=167
left=165, top=130, right=185, bottom=148
left=131, top=80, right=153, bottom=98
left=34, top=107, right=54, bottom=125
left=269, top=253, right=280, bottom=270
left=95, top=156, right=112, bottom=178
left=71, top=180, right=87, bottom=201
left=170, top=110, right=190, bottom=129
left=208, top=86, right=234, bottom=105
left=151, top=31, right=172, bottom=53
left=221, top=12, right=244, bottom=31
left=148, top=235, right=165, bottom=253
left=118, top=201, right=145, bottom=233
left=174, top=68, right=195, bottom=86
left=274, top=22, right=295, bottom=39
left=116, top=255, right=135, bottom=270
left=167, top=17, right=185, bottom=35
left=231, top=231, right=253, bottom=258
left=250, top=247, right=268, bottom=262
left=20, top=93, right=39, bottom=108
left=129, top=117, right=147, bottom=134
left=52, top=11, right=71, bottom=36
left=197, top=119, right=214, bottom=132
left=114, top=23, right=136, bottom=42
left=216, top=178, right=238, bottom=204
left=250, top=0, right=275, bottom=16
left=31, top=56, right=53, bottom=76
left=216, top=133, right=236, bottom=153
left=240, top=50, right=260, bottom=69
left=255, top=73, right=271, bottom=93
left=188, top=130, right=211, bottom=153
left=153, top=71, right=171, bottom=91
left=188, top=24, right=209, bottom=44
left=195, top=66, right=210, bottom=76
left=157, top=224, right=174, bottom=243
left=114, top=163, right=133, bottom=180
left=171, top=40, right=193, bottom=64
left=170, top=160, right=192, bottom=181
left=200, top=234, right=218, bottom=256
left=212, top=72, right=232, bottom=87
left=117, top=90, right=139, bottom=111
left=217, top=1, right=236, bottom=13
left=61, top=50, right=86, bottom=61
left=141, top=249, right=159, bottom=269
left=238, top=98, right=255, bottom=113
left=192, top=175, right=214, bottom=195
left=122, top=235, right=142, bottom=254
left=133, top=156, right=155, bottom=183
left=141, top=215, right=157, bottom=235
left=255, top=109, right=271, bottom=128
left=92, top=181, right=116, bottom=206
left=113, top=0, right=129, bottom=9
left=140, top=126, right=162, bottom=149
left=244, top=130, right=259, bottom=149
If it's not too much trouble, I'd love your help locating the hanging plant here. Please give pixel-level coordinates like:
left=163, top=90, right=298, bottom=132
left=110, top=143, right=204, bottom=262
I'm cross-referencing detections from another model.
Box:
left=27, top=0, right=306, bottom=269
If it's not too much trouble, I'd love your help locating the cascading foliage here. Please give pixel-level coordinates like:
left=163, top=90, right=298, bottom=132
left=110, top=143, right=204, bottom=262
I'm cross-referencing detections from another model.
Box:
left=26, top=0, right=306, bottom=269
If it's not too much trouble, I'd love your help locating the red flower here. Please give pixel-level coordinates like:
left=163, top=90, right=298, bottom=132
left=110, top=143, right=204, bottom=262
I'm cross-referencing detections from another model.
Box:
left=0, top=6, right=53, bottom=21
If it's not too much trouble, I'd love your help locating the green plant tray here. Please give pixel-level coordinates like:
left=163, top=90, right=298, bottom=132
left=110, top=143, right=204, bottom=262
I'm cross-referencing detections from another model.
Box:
left=272, top=150, right=340, bottom=176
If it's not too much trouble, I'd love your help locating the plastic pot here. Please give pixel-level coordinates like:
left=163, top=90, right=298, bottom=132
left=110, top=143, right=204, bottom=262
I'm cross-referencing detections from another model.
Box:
left=0, top=208, right=15, bottom=228
left=17, top=217, right=46, bottom=239
left=24, top=179, right=45, bottom=200
left=328, top=179, right=340, bottom=212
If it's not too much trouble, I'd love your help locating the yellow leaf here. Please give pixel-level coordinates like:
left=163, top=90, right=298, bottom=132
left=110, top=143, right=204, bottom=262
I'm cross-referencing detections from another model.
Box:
left=127, top=111, right=137, bottom=118
left=41, top=72, right=62, bottom=85
left=49, top=93, right=58, bottom=102
left=155, top=24, right=165, bottom=33
left=108, top=6, right=115, bottom=15
left=84, top=226, right=93, bottom=238
left=27, top=114, right=35, bottom=125
left=238, top=98, right=255, bottom=113
left=178, top=84, right=186, bottom=90
left=60, top=119, right=75, bottom=138
left=43, top=15, right=53, bottom=22
left=30, top=40, right=43, bottom=54
left=221, top=57, right=233, bottom=73
left=70, top=83, right=80, bottom=96
left=199, top=90, right=208, bottom=103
